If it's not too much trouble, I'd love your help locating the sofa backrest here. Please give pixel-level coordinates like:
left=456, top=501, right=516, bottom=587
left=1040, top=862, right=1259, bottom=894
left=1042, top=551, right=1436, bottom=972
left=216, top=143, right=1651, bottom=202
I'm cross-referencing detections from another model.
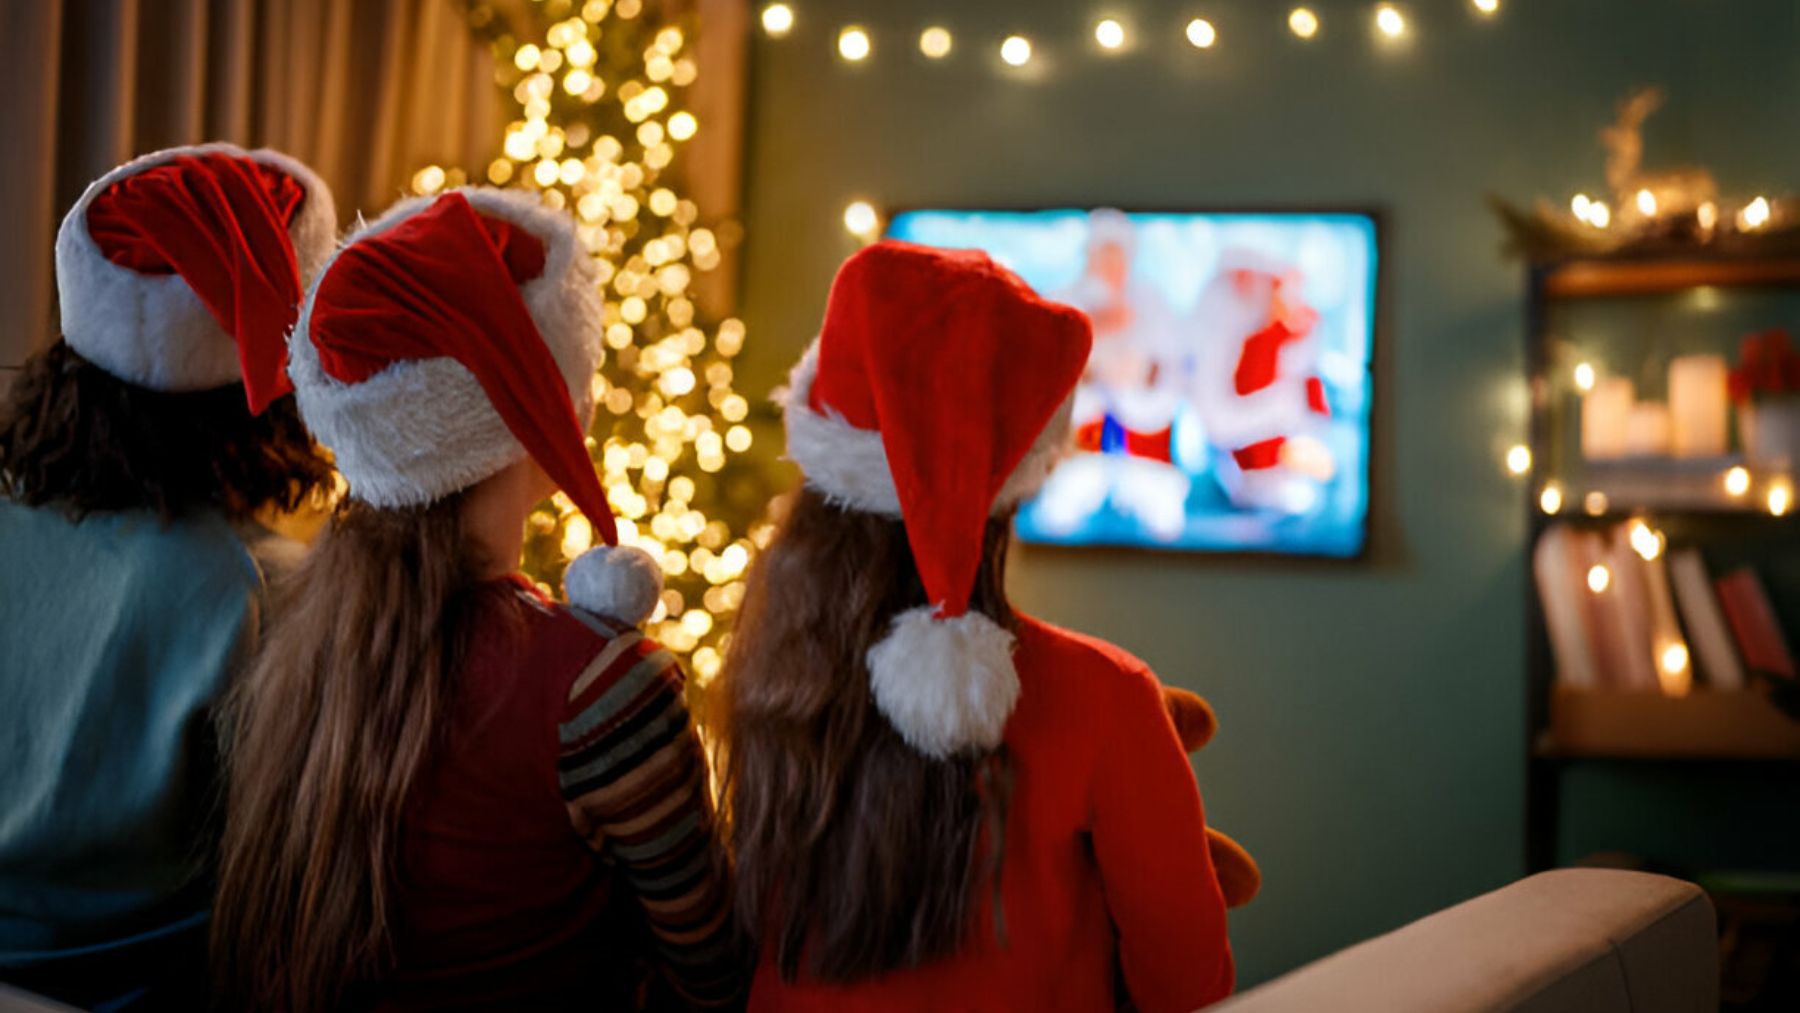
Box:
left=1213, top=869, right=1716, bottom=1013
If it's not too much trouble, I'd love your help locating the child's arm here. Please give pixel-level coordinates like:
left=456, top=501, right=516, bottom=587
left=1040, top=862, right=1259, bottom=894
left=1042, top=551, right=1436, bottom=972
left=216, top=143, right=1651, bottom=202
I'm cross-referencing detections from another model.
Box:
left=559, top=631, right=746, bottom=1008
left=1091, top=664, right=1235, bottom=1011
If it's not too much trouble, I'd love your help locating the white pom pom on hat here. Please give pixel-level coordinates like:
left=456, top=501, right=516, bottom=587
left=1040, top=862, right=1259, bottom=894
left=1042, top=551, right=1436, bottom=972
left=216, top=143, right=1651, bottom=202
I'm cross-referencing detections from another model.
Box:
left=780, top=240, right=1094, bottom=758
left=565, top=543, right=665, bottom=627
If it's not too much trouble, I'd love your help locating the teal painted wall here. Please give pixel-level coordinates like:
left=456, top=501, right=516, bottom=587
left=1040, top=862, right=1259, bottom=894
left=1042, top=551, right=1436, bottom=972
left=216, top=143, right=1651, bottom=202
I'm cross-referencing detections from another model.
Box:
left=732, top=0, right=1800, bottom=987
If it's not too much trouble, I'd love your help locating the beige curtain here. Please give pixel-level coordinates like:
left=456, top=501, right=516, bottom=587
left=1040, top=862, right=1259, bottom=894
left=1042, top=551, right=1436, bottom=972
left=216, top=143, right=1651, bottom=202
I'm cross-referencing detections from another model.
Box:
left=0, top=0, right=505, bottom=378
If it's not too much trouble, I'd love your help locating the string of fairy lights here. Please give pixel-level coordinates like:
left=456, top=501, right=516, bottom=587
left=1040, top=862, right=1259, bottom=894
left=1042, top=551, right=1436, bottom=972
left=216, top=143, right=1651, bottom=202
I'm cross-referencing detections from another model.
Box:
left=761, top=2, right=1505, bottom=241
left=758, top=1, right=1500, bottom=70
left=412, top=0, right=771, bottom=683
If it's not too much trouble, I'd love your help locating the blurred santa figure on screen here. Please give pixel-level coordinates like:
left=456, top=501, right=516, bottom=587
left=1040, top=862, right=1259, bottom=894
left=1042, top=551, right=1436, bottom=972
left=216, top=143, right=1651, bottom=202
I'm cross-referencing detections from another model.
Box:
left=1188, top=248, right=1337, bottom=516
left=1038, top=211, right=1195, bottom=541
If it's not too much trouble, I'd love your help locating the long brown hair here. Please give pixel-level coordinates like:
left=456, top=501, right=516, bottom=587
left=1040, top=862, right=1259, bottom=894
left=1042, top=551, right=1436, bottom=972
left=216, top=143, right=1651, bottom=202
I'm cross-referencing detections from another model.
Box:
left=717, top=487, right=1016, bottom=983
left=211, top=495, right=491, bottom=1011
left=0, top=339, right=331, bottom=522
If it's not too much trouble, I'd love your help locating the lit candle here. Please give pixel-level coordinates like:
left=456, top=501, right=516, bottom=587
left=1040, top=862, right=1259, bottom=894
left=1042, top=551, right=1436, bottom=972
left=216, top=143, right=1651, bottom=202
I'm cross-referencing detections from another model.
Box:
left=1667, top=354, right=1729, bottom=458
left=1581, top=377, right=1634, bottom=460
left=1625, top=402, right=1672, bottom=457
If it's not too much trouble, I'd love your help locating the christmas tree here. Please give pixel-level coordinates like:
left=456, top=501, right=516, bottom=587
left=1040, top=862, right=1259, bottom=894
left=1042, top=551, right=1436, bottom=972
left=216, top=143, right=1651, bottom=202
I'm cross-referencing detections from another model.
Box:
left=414, top=0, right=769, bottom=687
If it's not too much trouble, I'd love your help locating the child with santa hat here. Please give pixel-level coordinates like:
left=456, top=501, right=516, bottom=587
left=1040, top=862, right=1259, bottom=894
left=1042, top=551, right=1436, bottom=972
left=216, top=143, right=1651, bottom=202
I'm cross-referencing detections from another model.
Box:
left=717, top=240, right=1234, bottom=1011
left=210, top=188, right=744, bottom=1010
left=0, top=144, right=336, bottom=1007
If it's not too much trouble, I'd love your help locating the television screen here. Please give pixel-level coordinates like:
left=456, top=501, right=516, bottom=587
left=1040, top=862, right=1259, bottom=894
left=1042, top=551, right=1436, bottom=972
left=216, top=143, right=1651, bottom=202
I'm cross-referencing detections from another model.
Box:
left=886, top=208, right=1377, bottom=558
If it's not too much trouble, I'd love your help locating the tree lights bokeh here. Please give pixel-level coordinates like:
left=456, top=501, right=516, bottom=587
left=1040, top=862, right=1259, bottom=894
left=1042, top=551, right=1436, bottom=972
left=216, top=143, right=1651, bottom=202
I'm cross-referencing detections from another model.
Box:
left=413, top=0, right=770, bottom=685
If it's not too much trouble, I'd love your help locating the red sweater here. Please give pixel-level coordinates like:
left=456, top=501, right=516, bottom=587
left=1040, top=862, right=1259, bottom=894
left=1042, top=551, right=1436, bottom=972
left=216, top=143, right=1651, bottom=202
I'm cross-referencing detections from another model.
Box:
left=749, top=615, right=1233, bottom=1012
left=375, top=578, right=741, bottom=1009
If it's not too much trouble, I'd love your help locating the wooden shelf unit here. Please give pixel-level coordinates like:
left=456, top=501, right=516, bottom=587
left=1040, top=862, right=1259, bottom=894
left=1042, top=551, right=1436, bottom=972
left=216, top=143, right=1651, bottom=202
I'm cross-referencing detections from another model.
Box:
left=1522, top=249, right=1800, bottom=873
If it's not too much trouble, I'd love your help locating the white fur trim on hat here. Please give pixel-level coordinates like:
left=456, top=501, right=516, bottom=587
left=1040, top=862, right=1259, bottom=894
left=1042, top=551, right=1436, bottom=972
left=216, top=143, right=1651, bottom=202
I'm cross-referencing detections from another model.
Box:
left=565, top=544, right=664, bottom=626
left=778, top=338, right=1074, bottom=517
left=867, top=607, right=1020, bottom=759
left=289, top=187, right=602, bottom=509
left=56, top=142, right=337, bottom=392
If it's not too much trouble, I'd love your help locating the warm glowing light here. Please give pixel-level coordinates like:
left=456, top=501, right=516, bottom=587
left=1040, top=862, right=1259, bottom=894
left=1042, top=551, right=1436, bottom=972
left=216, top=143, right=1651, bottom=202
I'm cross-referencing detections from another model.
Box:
left=1289, top=7, right=1319, bottom=38
left=1742, top=196, right=1772, bottom=230
left=1472, top=0, right=1499, bottom=14
left=920, top=26, right=953, bottom=59
left=561, top=516, right=593, bottom=559
left=1636, top=189, right=1658, bottom=217
left=1629, top=520, right=1663, bottom=562
left=1770, top=480, right=1792, bottom=516
left=843, top=200, right=880, bottom=239
left=1697, top=201, right=1719, bottom=231
left=1573, top=361, right=1596, bottom=392
left=668, top=111, right=698, bottom=140
left=760, top=3, right=794, bottom=36
left=1540, top=482, right=1563, bottom=515
left=1095, top=18, right=1126, bottom=49
left=1374, top=5, right=1406, bottom=38
left=1186, top=18, right=1217, bottom=48
left=1001, top=35, right=1032, bottom=66
left=412, top=165, right=446, bottom=194
left=1506, top=444, right=1532, bottom=476
left=838, top=26, right=871, bottom=61
left=514, top=44, right=542, bottom=71
left=1587, top=564, right=1611, bottom=594
left=1657, top=641, right=1692, bottom=696
left=1725, top=466, right=1752, bottom=497
left=1584, top=491, right=1609, bottom=516
left=1586, top=201, right=1611, bottom=228
left=1571, top=194, right=1592, bottom=219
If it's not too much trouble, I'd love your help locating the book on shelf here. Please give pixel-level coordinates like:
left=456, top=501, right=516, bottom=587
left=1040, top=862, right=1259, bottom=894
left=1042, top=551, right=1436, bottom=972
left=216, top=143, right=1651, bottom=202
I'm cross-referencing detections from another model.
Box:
left=1535, top=524, right=1599, bottom=689
left=1669, top=548, right=1747, bottom=690
left=1599, top=526, right=1660, bottom=691
left=1715, top=567, right=1798, bottom=680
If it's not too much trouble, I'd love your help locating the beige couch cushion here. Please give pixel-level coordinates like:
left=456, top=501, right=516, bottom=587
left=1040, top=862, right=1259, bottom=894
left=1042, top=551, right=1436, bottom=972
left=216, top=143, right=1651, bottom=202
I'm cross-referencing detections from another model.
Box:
left=1213, top=870, right=1716, bottom=1013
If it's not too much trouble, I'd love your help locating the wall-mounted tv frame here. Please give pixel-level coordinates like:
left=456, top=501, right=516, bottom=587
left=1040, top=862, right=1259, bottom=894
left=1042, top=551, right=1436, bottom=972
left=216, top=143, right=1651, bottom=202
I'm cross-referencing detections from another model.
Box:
left=886, top=206, right=1380, bottom=559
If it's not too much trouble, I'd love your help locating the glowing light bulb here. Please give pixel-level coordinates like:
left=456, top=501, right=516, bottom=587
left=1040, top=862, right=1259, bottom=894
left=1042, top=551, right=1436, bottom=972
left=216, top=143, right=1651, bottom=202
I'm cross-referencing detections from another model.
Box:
left=1629, top=521, right=1663, bottom=561
left=412, top=165, right=446, bottom=194
left=1186, top=18, right=1217, bottom=48
left=1636, top=189, right=1658, bottom=217
left=1472, top=0, right=1499, bottom=14
left=1095, top=18, right=1126, bottom=50
left=1660, top=641, right=1690, bottom=677
left=838, top=26, right=871, bottom=62
left=1587, top=564, right=1611, bottom=594
left=1506, top=444, right=1532, bottom=476
left=1289, top=7, right=1319, bottom=38
left=919, top=26, right=952, bottom=59
left=1770, top=481, right=1792, bottom=516
left=843, top=200, right=880, bottom=239
left=1375, top=4, right=1406, bottom=38
left=1571, top=194, right=1592, bottom=219
left=760, top=3, right=793, bottom=37
left=1697, top=201, right=1719, bottom=231
left=1540, top=482, right=1563, bottom=515
left=1742, top=196, right=1772, bottom=230
left=1724, top=466, right=1751, bottom=497
left=1000, top=35, right=1032, bottom=66
left=1584, top=491, right=1609, bottom=516
left=1574, top=361, right=1596, bottom=392
left=1588, top=201, right=1611, bottom=228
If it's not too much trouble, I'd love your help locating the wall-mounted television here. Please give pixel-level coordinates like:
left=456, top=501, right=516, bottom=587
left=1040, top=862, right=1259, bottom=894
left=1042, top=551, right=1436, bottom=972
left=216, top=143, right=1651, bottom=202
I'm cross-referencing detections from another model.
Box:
left=887, top=208, right=1378, bottom=558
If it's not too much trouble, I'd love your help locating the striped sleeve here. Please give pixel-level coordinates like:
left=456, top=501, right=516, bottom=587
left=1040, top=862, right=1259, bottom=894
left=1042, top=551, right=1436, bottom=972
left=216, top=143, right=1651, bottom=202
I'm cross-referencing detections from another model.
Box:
left=558, top=629, right=746, bottom=1008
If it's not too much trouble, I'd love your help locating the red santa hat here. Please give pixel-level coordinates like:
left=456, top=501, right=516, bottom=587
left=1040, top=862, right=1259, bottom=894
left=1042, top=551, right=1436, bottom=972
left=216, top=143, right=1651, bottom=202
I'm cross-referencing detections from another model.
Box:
left=54, top=143, right=337, bottom=412
left=288, top=188, right=660, bottom=625
left=781, top=241, right=1093, bottom=758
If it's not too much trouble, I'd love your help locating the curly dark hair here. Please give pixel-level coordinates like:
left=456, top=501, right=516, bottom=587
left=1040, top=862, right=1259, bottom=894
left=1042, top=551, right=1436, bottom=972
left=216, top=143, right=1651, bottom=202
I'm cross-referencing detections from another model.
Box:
left=0, top=339, right=333, bottom=523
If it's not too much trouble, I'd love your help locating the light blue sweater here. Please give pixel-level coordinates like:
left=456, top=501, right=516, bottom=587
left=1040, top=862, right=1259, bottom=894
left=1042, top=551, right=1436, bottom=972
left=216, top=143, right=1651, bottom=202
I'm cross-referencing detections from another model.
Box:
left=0, top=501, right=264, bottom=966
